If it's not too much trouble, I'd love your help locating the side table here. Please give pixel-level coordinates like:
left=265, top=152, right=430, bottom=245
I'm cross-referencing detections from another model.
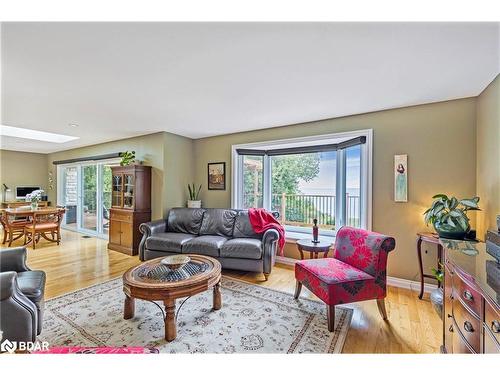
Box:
left=296, top=239, right=333, bottom=259
left=416, top=232, right=443, bottom=300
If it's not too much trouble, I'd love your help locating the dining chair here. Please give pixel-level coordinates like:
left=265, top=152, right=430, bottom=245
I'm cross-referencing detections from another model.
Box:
left=24, top=208, right=65, bottom=249
left=1, top=210, right=30, bottom=247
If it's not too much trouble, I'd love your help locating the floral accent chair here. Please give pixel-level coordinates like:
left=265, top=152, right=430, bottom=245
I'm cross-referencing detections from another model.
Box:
left=294, top=226, right=396, bottom=331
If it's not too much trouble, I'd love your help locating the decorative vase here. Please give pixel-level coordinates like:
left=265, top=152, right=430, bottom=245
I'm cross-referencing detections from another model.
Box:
left=31, top=201, right=38, bottom=210
left=434, top=221, right=467, bottom=240
left=187, top=200, right=202, bottom=208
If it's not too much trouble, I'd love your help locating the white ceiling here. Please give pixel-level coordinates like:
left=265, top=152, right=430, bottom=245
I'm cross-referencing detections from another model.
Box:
left=1, top=22, right=498, bottom=153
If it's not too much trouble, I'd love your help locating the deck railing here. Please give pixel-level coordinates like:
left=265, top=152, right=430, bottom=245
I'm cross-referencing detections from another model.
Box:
left=242, top=193, right=360, bottom=229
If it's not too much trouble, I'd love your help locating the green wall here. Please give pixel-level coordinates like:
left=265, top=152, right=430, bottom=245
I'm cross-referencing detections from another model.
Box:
left=476, top=74, right=500, bottom=239
left=193, top=98, right=478, bottom=280
left=0, top=149, right=49, bottom=201
left=46, top=132, right=193, bottom=219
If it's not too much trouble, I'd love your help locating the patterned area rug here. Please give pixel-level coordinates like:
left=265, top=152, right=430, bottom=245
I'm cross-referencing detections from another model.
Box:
left=39, top=277, right=353, bottom=353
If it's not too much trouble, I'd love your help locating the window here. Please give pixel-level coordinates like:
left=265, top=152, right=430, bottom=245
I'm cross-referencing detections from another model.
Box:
left=232, top=130, right=372, bottom=237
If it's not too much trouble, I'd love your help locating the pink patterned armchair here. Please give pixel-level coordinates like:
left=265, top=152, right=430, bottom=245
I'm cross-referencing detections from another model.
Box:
left=294, top=226, right=396, bottom=331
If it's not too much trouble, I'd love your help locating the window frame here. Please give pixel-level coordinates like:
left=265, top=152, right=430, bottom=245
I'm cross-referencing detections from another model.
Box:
left=231, top=129, right=373, bottom=236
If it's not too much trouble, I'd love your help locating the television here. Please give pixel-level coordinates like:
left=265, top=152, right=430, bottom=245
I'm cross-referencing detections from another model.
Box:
left=16, top=186, right=42, bottom=200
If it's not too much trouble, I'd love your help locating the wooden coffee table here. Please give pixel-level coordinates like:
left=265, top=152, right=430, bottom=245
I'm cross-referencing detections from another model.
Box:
left=122, top=254, right=222, bottom=342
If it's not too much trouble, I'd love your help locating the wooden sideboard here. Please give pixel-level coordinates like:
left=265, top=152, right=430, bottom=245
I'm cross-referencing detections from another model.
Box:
left=441, top=238, right=500, bottom=353
left=1, top=201, right=50, bottom=208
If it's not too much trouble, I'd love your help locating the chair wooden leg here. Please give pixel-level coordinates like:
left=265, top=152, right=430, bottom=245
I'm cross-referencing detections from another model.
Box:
left=263, top=272, right=269, bottom=281
left=377, top=298, right=388, bottom=320
left=2, top=229, right=6, bottom=244
left=32, top=228, right=36, bottom=249
left=8, top=231, right=13, bottom=247
left=327, top=305, right=336, bottom=332
left=294, top=281, right=302, bottom=299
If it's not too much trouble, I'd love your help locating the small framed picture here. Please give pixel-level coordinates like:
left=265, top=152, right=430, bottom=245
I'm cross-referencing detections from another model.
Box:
left=394, top=154, right=408, bottom=202
left=208, top=162, right=226, bottom=190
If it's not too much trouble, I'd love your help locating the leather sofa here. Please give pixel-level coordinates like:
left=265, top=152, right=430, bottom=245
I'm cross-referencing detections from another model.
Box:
left=139, top=208, right=280, bottom=280
left=0, top=247, right=46, bottom=344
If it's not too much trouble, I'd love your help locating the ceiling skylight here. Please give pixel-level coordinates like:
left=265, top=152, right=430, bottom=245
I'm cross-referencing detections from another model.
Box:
left=0, top=125, right=79, bottom=143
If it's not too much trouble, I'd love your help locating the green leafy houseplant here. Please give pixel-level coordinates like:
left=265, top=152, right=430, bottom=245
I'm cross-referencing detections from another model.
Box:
left=424, top=194, right=480, bottom=239
left=431, top=264, right=444, bottom=284
left=120, top=151, right=136, bottom=166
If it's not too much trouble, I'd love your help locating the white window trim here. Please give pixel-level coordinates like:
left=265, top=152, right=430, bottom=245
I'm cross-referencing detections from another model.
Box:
left=231, top=129, right=373, bottom=233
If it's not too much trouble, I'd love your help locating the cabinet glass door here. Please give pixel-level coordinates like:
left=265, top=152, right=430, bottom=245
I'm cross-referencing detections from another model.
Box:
left=112, top=174, right=123, bottom=207
left=123, top=174, right=134, bottom=209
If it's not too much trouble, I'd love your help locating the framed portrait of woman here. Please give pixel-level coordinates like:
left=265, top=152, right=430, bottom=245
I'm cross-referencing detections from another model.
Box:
left=394, top=154, right=408, bottom=202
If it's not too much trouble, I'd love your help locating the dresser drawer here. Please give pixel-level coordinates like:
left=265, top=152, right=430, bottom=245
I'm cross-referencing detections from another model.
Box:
left=453, top=297, right=481, bottom=353
left=110, top=210, right=133, bottom=223
left=484, top=299, right=500, bottom=348
left=453, top=271, right=481, bottom=317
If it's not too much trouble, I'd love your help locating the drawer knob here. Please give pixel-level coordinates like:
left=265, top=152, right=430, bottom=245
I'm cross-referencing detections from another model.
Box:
left=463, top=321, right=474, bottom=333
left=448, top=325, right=454, bottom=332
left=492, top=320, right=500, bottom=334
left=463, top=290, right=474, bottom=302
left=447, top=314, right=453, bottom=319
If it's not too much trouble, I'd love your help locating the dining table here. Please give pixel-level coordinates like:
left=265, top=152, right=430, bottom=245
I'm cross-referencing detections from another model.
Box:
left=1, top=206, right=65, bottom=248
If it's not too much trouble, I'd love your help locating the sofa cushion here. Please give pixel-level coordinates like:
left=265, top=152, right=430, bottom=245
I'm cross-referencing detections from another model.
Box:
left=232, top=211, right=261, bottom=239
left=182, top=235, right=228, bottom=257
left=167, top=208, right=205, bottom=235
left=16, top=271, right=46, bottom=303
left=199, top=209, right=237, bottom=237
left=220, top=238, right=262, bottom=260
left=146, top=232, right=196, bottom=253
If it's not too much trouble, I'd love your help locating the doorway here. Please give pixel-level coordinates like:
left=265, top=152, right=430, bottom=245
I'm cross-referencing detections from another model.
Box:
left=58, top=160, right=116, bottom=238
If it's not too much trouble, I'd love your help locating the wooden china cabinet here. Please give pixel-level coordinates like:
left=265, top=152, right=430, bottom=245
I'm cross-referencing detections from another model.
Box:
left=107, top=165, right=151, bottom=256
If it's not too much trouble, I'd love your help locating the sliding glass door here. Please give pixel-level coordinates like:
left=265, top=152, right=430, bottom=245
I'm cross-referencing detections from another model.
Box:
left=81, top=164, right=98, bottom=232
left=58, top=160, right=116, bottom=238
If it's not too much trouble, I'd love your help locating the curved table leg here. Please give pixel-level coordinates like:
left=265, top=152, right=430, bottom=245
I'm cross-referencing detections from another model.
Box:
left=417, top=237, right=424, bottom=299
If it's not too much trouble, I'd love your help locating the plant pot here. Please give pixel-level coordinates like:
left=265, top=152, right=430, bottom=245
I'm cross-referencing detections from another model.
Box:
left=434, top=221, right=467, bottom=240
left=31, top=202, right=38, bottom=210
left=187, top=200, right=202, bottom=208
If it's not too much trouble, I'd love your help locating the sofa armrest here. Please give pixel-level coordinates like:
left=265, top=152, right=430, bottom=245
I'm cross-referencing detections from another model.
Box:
left=138, top=219, right=167, bottom=260
left=262, top=229, right=279, bottom=276
left=0, top=247, right=31, bottom=273
left=0, top=271, right=38, bottom=343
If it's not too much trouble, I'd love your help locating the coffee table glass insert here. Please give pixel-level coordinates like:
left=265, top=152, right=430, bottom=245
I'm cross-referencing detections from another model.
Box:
left=136, top=261, right=209, bottom=282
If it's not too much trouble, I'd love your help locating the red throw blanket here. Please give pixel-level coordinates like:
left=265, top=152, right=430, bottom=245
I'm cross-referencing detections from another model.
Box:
left=248, top=208, right=286, bottom=256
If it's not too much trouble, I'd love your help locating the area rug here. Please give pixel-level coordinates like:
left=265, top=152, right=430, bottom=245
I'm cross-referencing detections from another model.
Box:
left=39, top=277, right=353, bottom=353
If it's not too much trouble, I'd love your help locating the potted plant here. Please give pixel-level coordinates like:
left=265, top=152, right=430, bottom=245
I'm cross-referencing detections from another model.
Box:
left=424, top=194, right=480, bottom=239
left=25, top=189, right=44, bottom=210
left=120, top=151, right=136, bottom=166
left=187, top=183, right=202, bottom=208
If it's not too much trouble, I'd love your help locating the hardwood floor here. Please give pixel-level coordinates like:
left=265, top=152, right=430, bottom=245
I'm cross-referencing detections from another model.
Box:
left=3, top=229, right=441, bottom=353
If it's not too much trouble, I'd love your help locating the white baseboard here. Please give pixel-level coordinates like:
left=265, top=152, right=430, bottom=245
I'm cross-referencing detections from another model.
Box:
left=275, top=256, right=438, bottom=294
left=387, top=276, right=438, bottom=294
left=276, top=255, right=297, bottom=266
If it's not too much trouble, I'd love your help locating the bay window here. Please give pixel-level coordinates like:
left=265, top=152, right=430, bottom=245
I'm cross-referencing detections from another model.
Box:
left=232, top=130, right=372, bottom=238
